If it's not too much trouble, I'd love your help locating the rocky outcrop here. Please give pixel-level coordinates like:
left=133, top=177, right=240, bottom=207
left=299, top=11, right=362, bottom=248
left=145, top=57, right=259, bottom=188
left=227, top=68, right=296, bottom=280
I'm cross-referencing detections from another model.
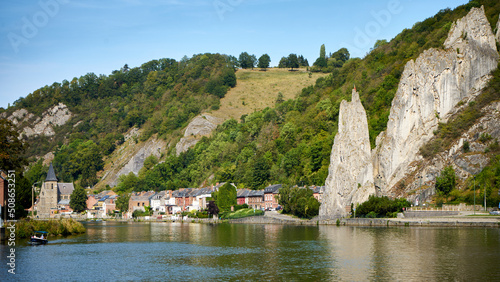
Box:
left=8, top=103, right=73, bottom=137
left=373, top=6, right=498, bottom=194
left=105, top=130, right=166, bottom=187
left=319, top=88, right=375, bottom=218
left=7, top=109, right=32, bottom=125
left=175, top=114, right=223, bottom=155
left=397, top=101, right=500, bottom=204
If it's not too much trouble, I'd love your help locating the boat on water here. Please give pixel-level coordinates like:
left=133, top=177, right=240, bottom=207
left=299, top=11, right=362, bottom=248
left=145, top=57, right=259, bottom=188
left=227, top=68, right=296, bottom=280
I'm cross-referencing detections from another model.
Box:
left=29, top=231, right=48, bottom=245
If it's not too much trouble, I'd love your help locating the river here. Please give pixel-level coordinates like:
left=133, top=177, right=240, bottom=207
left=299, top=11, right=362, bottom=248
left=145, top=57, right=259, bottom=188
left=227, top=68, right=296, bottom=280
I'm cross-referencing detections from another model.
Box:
left=2, top=221, right=499, bottom=281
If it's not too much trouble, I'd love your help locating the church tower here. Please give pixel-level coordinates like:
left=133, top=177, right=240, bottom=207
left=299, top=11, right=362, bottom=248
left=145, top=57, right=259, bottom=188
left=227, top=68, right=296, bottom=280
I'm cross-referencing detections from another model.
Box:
left=38, top=163, right=59, bottom=218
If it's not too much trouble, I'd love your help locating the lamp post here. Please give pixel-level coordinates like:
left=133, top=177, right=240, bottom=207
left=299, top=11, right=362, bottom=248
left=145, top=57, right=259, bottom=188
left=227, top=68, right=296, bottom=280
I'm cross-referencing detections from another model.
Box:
left=473, top=176, right=476, bottom=215
left=417, top=175, right=423, bottom=207
left=484, top=184, right=486, bottom=212
left=32, top=181, right=41, bottom=218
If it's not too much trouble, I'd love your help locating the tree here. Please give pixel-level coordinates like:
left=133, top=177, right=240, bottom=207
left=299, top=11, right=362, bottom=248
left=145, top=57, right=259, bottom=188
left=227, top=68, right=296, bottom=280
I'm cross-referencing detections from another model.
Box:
left=215, top=182, right=237, bottom=212
left=116, top=193, right=130, bottom=212
left=287, top=54, right=299, bottom=71
left=314, top=57, right=327, bottom=68
left=78, top=142, right=104, bottom=187
left=298, top=55, right=309, bottom=67
left=0, top=118, right=31, bottom=219
left=250, top=156, right=270, bottom=189
left=436, top=166, right=456, bottom=196
left=207, top=200, right=219, bottom=217
left=238, top=52, right=256, bottom=69
left=0, top=118, right=27, bottom=170
left=70, top=185, right=87, bottom=213
left=320, top=44, right=326, bottom=60
left=278, top=186, right=320, bottom=219
left=258, top=54, right=271, bottom=70
left=278, top=57, right=288, bottom=68
left=331, top=47, right=350, bottom=63
left=313, top=44, right=329, bottom=69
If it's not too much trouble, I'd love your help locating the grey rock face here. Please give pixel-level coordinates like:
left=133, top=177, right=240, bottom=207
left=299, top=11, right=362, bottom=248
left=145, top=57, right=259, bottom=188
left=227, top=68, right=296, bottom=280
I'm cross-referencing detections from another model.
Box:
left=319, top=88, right=375, bottom=218
left=7, top=103, right=72, bottom=137
left=175, top=114, right=223, bottom=155
left=400, top=101, right=500, bottom=204
left=373, top=6, right=498, bottom=193
left=108, top=135, right=165, bottom=187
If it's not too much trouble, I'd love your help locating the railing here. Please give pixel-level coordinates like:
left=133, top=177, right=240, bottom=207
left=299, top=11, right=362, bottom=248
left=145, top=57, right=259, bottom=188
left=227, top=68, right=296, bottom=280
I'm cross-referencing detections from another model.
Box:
left=407, top=203, right=482, bottom=212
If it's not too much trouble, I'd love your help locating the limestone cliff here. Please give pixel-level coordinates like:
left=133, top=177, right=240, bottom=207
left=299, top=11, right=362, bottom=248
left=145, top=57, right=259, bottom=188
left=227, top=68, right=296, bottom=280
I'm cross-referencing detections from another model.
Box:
left=98, top=128, right=167, bottom=188
left=175, top=114, right=223, bottom=155
left=319, top=88, right=375, bottom=218
left=373, top=6, right=498, bottom=194
left=7, top=102, right=72, bottom=137
left=396, top=101, right=500, bottom=204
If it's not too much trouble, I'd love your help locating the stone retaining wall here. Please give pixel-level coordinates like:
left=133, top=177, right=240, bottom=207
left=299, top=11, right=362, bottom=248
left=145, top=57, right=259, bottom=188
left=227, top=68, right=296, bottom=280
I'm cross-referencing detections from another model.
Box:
left=403, top=211, right=459, bottom=218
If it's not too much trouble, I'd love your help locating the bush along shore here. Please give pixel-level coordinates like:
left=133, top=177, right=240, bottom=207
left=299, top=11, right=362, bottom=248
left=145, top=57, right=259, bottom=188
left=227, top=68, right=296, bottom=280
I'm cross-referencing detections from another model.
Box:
left=15, top=218, right=86, bottom=239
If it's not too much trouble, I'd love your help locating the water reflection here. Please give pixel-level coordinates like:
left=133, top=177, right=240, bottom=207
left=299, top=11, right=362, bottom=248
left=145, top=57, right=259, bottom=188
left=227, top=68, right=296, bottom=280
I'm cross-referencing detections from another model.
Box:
left=1, top=222, right=499, bottom=281
left=318, top=226, right=500, bottom=281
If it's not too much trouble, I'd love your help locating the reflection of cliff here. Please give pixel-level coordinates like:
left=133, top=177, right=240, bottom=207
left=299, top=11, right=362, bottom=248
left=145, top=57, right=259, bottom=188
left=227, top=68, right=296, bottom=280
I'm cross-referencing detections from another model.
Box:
left=320, top=6, right=499, bottom=218
left=319, top=226, right=500, bottom=280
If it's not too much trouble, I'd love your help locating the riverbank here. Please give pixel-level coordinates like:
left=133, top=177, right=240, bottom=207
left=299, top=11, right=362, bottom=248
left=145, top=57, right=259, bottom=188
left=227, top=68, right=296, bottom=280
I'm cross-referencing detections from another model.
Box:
left=14, top=218, right=86, bottom=238
left=229, top=211, right=500, bottom=228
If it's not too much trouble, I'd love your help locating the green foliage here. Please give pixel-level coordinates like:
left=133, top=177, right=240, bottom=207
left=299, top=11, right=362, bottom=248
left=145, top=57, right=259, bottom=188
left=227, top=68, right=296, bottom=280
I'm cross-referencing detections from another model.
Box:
left=239, top=52, right=257, bottom=69
left=463, top=140, right=470, bottom=153
left=356, top=196, right=411, bottom=218
left=258, top=54, right=271, bottom=70
left=15, top=53, right=236, bottom=174
left=53, top=139, right=104, bottom=187
left=214, top=183, right=237, bottom=212
left=221, top=208, right=264, bottom=219
left=0, top=118, right=27, bottom=170
left=116, top=193, right=130, bottom=212
left=435, top=166, right=456, bottom=196
left=15, top=218, right=85, bottom=238
left=132, top=209, right=149, bottom=218
left=70, top=184, right=87, bottom=213
left=278, top=186, right=320, bottom=219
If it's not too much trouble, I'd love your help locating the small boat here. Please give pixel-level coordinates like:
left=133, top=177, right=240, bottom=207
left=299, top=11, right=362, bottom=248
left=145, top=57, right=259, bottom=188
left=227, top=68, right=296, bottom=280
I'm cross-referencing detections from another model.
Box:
left=29, top=231, right=48, bottom=245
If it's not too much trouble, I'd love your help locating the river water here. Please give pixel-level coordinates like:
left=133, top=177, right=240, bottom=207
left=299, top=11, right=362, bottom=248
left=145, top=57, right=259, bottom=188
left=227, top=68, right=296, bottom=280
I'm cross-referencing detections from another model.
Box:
left=2, top=221, right=500, bottom=281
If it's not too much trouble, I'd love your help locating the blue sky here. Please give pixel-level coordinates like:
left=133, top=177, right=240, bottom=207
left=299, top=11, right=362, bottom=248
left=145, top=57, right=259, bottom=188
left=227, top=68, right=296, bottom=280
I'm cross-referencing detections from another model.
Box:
left=0, top=0, right=469, bottom=109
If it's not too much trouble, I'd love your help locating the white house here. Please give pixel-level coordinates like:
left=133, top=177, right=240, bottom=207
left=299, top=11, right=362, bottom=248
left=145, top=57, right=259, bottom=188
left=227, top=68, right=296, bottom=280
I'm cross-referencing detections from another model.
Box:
left=150, top=191, right=166, bottom=213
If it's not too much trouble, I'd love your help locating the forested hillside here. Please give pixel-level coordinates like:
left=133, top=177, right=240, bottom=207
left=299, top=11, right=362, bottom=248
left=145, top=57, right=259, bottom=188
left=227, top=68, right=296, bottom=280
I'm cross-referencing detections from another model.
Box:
left=4, top=53, right=236, bottom=187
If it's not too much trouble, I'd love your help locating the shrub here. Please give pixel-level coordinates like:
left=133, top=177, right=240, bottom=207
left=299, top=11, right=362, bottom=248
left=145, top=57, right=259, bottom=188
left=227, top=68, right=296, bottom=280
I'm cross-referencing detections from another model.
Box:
left=356, top=196, right=411, bottom=218
left=435, top=166, right=456, bottom=196
left=15, top=219, right=85, bottom=238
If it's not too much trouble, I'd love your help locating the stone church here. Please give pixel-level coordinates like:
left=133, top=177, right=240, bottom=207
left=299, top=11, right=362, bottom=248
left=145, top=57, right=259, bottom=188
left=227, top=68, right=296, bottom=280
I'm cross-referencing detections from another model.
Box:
left=37, top=163, right=75, bottom=218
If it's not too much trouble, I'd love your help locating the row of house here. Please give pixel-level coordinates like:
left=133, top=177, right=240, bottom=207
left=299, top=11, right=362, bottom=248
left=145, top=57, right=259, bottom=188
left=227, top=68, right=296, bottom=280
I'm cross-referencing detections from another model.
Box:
left=124, top=184, right=324, bottom=218
left=86, top=190, right=118, bottom=218
left=127, top=184, right=225, bottom=216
